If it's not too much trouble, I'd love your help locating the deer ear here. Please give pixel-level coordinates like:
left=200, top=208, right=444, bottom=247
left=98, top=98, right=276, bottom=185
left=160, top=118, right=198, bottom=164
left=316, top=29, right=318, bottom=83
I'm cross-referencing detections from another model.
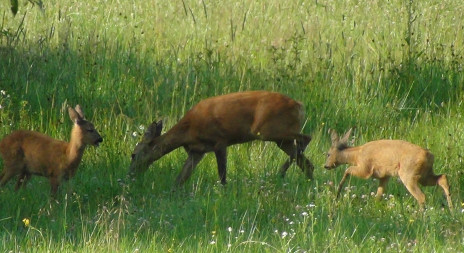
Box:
left=68, top=106, right=83, bottom=124
left=154, top=120, right=163, bottom=137
left=339, top=128, right=353, bottom=145
left=144, top=120, right=163, bottom=139
left=74, top=104, right=86, bottom=119
left=329, top=129, right=339, bottom=145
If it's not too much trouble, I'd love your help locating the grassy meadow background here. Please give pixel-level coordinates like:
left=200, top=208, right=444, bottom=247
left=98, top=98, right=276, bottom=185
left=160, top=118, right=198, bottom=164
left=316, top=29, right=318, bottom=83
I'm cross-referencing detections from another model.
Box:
left=1, top=0, right=464, bottom=251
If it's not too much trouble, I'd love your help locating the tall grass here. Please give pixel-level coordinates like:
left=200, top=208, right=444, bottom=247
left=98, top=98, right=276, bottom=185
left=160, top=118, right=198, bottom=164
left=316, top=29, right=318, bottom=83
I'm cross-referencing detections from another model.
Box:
left=1, top=0, right=464, bottom=251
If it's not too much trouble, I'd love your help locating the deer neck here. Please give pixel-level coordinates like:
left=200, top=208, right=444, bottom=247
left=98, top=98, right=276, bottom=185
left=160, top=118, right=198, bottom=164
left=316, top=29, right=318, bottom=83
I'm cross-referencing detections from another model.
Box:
left=339, top=146, right=360, bottom=166
left=67, top=126, right=86, bottom=169
left=159, top=121, right=191, bottom=154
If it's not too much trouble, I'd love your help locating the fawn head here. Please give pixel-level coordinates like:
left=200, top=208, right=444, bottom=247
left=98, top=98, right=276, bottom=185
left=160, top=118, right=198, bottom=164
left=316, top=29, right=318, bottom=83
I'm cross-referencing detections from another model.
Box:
left=129, top=120, right=163, bottom=174
left=69, top=105, right=103, bottom=147
left=324, top=128, right=352, bottom=169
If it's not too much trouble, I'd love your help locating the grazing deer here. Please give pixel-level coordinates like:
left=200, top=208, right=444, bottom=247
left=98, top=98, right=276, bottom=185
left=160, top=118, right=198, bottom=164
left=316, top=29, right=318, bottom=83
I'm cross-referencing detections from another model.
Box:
left=0, top=105, right=103, bottom=195
left=129, top=91, right=314, bottom=186
left=324, top=128, right=453, bottom=210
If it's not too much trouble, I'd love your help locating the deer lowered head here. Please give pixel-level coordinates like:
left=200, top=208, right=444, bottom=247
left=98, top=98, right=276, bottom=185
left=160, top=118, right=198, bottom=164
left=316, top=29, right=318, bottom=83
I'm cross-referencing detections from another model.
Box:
left=129, top=120, right=163, bottom=175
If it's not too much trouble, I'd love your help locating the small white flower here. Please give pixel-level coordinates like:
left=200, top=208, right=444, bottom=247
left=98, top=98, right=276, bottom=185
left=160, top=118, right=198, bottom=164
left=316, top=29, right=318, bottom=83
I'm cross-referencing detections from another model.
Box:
left=209, top=240, right=216, bottom=245
left=281, top=231, right=288, bottom=238
left=301, top=212, right=308, bottom=216
left=227, top=227, right=232, bottom=232
left=0, top=90, right=5, bottom=95
left=132, top=132, right=137, bottom=137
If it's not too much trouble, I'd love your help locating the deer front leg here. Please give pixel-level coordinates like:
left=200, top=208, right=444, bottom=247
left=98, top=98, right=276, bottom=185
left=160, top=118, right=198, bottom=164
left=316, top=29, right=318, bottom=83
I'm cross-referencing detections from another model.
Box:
left=214, top=147, right=227, bottom=185
left=336, top=170, right=350, bottom=198
left=49, top=175, right=61, bottom=197
left=375, top=177, right=390, bottom=200
left=15, top=172, right=31, bottom=191
left=175, top=151, right=205, bottom=187
left=336, top=166, right=368, bottom=198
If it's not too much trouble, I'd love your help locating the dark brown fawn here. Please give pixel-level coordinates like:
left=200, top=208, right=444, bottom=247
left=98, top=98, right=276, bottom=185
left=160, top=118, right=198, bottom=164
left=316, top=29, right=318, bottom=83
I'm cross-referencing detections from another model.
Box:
left=129, top=91, right=314, bottom=186
left=324, top=128, right=453, bottom=210
left=0, top=105, right=103, bottom=195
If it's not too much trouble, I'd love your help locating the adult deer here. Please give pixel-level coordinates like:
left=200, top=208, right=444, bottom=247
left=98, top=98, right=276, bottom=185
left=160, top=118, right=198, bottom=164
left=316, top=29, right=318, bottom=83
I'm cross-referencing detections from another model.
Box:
left=129, top=91, right=314, bottom=186
left=324, top=128, right=453, bottom=210
left=0, top=105, right=103, bottom=195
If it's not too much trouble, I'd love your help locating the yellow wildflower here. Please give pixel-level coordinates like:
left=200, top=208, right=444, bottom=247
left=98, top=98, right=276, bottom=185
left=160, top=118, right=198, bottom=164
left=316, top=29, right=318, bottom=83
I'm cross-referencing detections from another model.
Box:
left=22, top=218, right=30, bottom=227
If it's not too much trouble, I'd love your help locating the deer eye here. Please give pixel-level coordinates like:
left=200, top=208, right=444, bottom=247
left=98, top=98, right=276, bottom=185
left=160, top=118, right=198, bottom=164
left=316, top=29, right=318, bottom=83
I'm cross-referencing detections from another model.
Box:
left=87, top=129, right=94, bottom=133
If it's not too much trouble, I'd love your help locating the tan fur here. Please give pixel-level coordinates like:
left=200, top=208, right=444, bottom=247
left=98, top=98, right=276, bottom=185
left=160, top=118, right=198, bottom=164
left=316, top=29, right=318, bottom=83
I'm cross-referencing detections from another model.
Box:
left=130, top=91, right=314, bottom=186
left=0, top=105, right=103, bottom=195
left=324, top=128, right=452, bottom=210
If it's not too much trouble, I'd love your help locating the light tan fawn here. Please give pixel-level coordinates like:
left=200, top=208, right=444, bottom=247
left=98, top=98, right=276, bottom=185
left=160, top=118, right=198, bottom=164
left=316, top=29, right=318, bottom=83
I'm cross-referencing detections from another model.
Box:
left=0, top=105, right=103, bottom=195
left=324, top=128, right=452, bottom=210
left=129, top=91, right=314, bottom=186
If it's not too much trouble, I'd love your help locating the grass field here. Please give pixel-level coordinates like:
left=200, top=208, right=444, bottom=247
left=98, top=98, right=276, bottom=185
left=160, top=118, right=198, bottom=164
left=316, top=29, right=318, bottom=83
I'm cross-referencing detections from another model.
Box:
left=1, top=0, right=464, bottom=251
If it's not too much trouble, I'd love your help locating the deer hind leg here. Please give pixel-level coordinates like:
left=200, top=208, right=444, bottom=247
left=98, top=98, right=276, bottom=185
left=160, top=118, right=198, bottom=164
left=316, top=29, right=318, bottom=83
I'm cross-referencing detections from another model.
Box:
left=276, top=140, right=314, bottom=179
left=437, top=175, right=453, bottom=210
left=175, top=151, right=205, bottom=187
left=420, top=174, right=453, bottom=210
left=214, top=147, right=227, bottom=185
left=275, top=136, right=314, bottom=179
left=275, top=140, right=296, bottom=177
left=419, top=173, right=453, bottom=210
left=295, top=134, right=314, bottom=179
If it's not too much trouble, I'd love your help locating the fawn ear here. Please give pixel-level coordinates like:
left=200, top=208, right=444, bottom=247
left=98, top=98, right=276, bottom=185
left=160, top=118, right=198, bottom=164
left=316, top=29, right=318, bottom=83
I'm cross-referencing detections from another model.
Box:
left=339, top=128, right=353, bottom=146
left=144, top=120, right=163, bottom=139
left=74, top=105, right=86, bottom=119
left=68, top=106, right=83, bottom=124
left=328, top=129, right=339, bottom=145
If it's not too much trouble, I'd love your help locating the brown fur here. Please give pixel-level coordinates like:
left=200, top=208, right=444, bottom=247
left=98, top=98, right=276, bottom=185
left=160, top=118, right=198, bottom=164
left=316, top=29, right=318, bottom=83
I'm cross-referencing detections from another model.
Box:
left=324, top=128, right=452, bottom=210
left=129, top=91, right=314, bottom=186
left=0, top=105, right=103, bottom=195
